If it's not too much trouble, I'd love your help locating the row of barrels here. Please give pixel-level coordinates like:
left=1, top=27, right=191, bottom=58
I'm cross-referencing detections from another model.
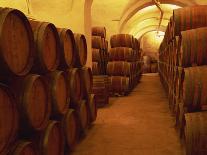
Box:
left=92, top=27, right=108, bottom=75
left=0, top=67, right=97, bottom=154
left=108, top=34, right=142, bottom=95
left=0, top=7, right=87, bottom=77
left=161, top=5, right=207, bottom=48
left=0, top=7, right=96, bottom=154
left=159, top=5, right=207, bottom=155
left=160, top=27, right=207, bottom=70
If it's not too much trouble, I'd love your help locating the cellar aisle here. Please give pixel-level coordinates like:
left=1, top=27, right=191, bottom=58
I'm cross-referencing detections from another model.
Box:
left=72, top=73, right=184, bottom=155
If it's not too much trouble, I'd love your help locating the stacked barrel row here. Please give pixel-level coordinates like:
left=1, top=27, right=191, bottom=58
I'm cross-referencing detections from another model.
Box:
left=159, top=5, right=207, bottom=155
left=92, top=27, right=108, bottom=75
left=91, top=27, right=110, bottom=107
left=0, top=7, right=97, bottom=155
left=108, top=34, right=142, bottom=95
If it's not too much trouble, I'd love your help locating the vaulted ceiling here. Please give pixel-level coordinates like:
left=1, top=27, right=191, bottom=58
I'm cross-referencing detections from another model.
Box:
left=92, top=0, right=207, bottom=40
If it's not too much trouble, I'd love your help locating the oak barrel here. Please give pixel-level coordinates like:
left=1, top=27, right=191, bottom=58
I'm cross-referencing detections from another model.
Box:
left=46, top=70, right=69, bottom=118
left=80, top=67, right=93, bottom=98
left=185, top=112, right=207, bottom=155
left=110, top=34, right=135, bottom=49
left=92, top=26, right=106, bottom=38
left=10, top=74, right=50, bottom=133
left=37, top=121, right=64, bottom=155
left=61, top=109, right=78, bottom=151
left=0, top=8, right=34, bottom=76
left=181, top=66, right=207, bottom=112
left=92, top=36, right=104, bottom=49
left=109, top=76, right=129, bottom=94
left=66, top=68, right=82, bottom=107
left=87, top=94, right=97, bottom=123
left=109, top=47, right=134, bottom=62
left=9, top=141, right=37, bottom=155
left=57, top=28, right=75, bottom=69
left=74, top=33, right=87, bottom=67
left=0, top=84, right=19, bottom=155
left=107, top=61, right=131, bottom=76
left=76, top=100, right=89, bottom=134
left=178, top=27, right=207, bottom=67
left=29, top=20, right=60, bottom=73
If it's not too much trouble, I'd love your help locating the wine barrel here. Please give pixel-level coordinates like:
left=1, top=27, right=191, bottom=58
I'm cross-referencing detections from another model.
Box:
left=46, top=71, right=69, bottom=118
left=107, top=61, right=131, bottom=76
left=109, top=47, right=134, bottom=62
left=0, top=8, right=34, bottom=76
left=151, top=63, right=158, bottom=73
left=9, top=141, right=37, bottom=155
left=109, top=76, right=129, bottom=94
left=66, top=68, right=82, bottom=107
left=29, top=20, right=60, bottom=73
left=178, top=27, right=207, bottom=67
left=92, top=76, right=109, bottom=107
left=57, top=28, right=75, bottom=69
left=37, top=121, right=64, bottom=155
left=185, top=112, right=207, bottom=155
left=110, top=34, right=135, bottom=49
left=92, top=62, right=101, bottom=75
left=0, top=84, right=19, bottom=155
left=182, top=66, right=207, bottom=112
left=92, top=36, right=104, bottom=49
left=87, top=94, right=97, bottom=123
left=92, top=48, right=102, bottom=62
left=74, top=33, right=87, bottom=67
left=9, top=74, right=50, bottom=133
left=92, top=26, right=106, bottom=38
left=173, top=5, right=207, bottom=37
left=76, top=100, right=88, bottom=134
left=80, top=67, right=93, bottom=98
left=61, top=109, right=78, bottom=151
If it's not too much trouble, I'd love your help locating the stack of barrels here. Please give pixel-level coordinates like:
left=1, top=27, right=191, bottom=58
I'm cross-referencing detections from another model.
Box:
left=159, top=5, right=207, bottom=155
left=91, top=27, right=110, bottom=107
left=0, top=7, right=97, bottom=155
left=108, top=34, right=142, bottom=95
left=92, top=27, right=108, bottom=75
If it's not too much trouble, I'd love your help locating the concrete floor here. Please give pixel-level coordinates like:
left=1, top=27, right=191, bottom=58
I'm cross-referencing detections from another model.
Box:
left=72, top=73, right=184, bottom=155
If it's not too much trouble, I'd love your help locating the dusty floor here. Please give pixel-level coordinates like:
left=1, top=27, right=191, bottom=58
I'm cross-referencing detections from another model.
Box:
left=72, top=73, right=184, bottom=155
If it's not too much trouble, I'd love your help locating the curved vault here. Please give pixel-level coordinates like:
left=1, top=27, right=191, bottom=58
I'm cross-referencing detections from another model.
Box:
left=121, top=4, right=181, bottom=39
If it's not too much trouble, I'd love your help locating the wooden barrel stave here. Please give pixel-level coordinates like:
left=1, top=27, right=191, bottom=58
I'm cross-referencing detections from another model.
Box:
left=74, top=33, right=87, bottom=67
left=46, top=70, right=69, bottom=118
left=61, top=109, right=79, bottom=151
left=80, top=67, right=93, bottom=99
left=66, top=68, right=82, bottom=108
left=107, top=61, right=131, bottom=76
left=29, top=20, right=60, bottom=73
left=110, top=34, right=135, bottom=49
left=92, top=27, right=106, bottom=38
left=57, top=28, right=75, bottom=69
